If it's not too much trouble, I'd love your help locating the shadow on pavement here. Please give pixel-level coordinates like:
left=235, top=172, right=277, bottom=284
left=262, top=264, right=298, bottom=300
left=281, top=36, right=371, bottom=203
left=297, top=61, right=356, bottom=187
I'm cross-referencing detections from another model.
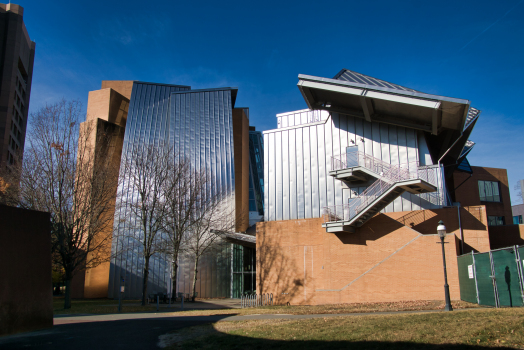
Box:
left=0, top=314, right=231, bottom=350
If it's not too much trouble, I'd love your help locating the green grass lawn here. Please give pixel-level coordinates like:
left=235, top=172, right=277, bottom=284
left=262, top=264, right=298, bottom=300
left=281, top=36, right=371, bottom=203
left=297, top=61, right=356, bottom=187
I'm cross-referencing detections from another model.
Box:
left=165, top=308, right=524, bottom=349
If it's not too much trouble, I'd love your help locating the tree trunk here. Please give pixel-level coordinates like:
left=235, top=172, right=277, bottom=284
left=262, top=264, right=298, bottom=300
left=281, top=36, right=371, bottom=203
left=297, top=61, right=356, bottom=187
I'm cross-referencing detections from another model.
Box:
left=191, top=256, right=199, bottom=301
left=64, top=276, right=72, bottom=309
left=171, top=260, right=178, bottom=301
left=142, top=257, right=150, bottom=306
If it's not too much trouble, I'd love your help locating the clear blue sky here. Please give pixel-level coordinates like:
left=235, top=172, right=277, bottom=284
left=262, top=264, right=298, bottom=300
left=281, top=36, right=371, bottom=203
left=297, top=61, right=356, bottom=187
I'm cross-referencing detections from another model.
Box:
left=16, top=0, right=524, bottom=204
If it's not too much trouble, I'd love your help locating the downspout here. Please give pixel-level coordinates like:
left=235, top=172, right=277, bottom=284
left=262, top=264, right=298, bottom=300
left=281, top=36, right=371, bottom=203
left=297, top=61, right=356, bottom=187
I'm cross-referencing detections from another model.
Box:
left=457, top=203, right=464, bottom=255
left=437, top=125, right=471, bottom=254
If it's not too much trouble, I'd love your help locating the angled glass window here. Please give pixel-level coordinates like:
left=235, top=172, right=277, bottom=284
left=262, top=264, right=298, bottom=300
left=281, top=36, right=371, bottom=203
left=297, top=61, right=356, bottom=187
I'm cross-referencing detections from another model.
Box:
left=513, top=215, right=523, bottom=225
left=478, top=181, right=501, bottom=202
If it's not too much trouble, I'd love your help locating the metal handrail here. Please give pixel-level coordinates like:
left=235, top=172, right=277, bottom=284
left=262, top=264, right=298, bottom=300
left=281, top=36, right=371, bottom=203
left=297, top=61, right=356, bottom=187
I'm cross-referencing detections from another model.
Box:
left=331, top=151, right=438, bottom=186
left=324, top=152, right=440, bottom=224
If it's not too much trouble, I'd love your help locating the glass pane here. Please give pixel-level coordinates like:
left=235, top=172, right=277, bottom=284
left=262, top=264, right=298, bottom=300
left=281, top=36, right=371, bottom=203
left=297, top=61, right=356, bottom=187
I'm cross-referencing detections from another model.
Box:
left=232, top=273, right=242, bottom=298
left=243, top=247, right=253, bottom=272
left=233, top=245, right=243, bottom=272
left=478, top=181, right=486, bottom=201
left=488, top=216, right=496, bottom=226
left=491, top=182, right=500, bottom=202
left=243, top=273, right=253, bottom=294
left=485, top=181, right=494, bottom=202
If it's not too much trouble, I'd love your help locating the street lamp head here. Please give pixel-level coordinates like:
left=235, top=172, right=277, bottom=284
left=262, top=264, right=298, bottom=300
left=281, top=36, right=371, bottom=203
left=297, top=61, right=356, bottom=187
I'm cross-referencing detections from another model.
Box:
left=437, top=220, right=446, bottom=238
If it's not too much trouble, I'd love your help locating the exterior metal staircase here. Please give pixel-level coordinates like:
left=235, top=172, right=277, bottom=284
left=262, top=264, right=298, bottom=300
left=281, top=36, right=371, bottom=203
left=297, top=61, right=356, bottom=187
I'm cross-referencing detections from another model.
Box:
left=322, top=152, right=438, bottom=233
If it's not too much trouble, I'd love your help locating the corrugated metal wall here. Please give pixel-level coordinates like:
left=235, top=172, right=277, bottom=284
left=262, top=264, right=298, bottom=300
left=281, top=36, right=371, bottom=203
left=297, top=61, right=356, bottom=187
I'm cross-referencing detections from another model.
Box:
left=109, top=83, right=235, bottom=299
left=264, top=110, right=445, bottom=222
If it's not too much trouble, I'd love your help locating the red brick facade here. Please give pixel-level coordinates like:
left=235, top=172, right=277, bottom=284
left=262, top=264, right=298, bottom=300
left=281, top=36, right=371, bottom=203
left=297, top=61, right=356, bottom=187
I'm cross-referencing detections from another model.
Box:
left=256, top=207, right=490, bottom=305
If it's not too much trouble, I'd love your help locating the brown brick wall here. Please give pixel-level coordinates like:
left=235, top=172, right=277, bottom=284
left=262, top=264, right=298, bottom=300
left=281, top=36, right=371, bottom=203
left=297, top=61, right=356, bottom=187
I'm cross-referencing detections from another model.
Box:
left=0, top=4, right=35, bottom=168
left=101, top=80, right=134, bottom=100
left=256, top=207, right=491, bottom=305
left=232, top=108, right=249, bottom=232
left=79, top=88, right=127, bottom=298
left=488, top=225, right=524, bottom=250
left=0, top=205, right=52, bottom=335
left=453, top=166, right=513, bottom=225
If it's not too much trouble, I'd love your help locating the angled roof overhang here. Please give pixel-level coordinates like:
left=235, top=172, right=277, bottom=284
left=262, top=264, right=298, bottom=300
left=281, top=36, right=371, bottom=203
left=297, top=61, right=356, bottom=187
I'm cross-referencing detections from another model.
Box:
left=224, top=232, right=256, bottom=248
left=297, top=74, right=471, bottom=135
left=171, top=87, right=238, bottom=108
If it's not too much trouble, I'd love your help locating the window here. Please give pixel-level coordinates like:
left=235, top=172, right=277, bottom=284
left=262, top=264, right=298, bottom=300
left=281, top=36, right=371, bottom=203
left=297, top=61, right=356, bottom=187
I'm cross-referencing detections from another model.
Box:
left=514, top=215, right=523, bottom=225
left=478, top=181, right=501, bottom=202
left=488, top=216, right=505, bottom=226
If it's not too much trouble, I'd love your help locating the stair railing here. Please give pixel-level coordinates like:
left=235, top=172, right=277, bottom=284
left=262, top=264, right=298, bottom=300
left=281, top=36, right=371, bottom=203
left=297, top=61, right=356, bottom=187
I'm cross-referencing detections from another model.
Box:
left=323, top=157, right=438, bottom=224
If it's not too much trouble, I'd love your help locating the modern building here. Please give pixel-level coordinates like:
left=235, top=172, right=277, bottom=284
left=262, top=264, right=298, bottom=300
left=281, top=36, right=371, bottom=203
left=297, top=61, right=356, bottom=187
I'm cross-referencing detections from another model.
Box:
left=76, top=81, right=262, bottom=300
left=513, top=179, right=524, bottom=224
left=248, top=126, right=264, bottom=226
left=0, top=3, right=35, bottom=168
left=256, top=69, right=518, bottom=305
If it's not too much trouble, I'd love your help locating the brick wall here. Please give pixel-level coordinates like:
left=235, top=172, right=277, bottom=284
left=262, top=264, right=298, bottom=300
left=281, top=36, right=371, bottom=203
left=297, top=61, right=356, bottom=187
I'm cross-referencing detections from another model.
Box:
left=0, top=205, right=52, bottom=335
left=488, top=225, right=524, bottom=250
left=256, top=207, right=490, bottom=305
left=453, top=166, right=513, bottom=225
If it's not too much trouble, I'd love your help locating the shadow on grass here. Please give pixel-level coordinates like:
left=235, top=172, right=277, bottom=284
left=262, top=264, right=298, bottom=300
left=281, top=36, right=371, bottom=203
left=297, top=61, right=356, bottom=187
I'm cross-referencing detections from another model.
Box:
left=179, top=331, right=517, bottom=350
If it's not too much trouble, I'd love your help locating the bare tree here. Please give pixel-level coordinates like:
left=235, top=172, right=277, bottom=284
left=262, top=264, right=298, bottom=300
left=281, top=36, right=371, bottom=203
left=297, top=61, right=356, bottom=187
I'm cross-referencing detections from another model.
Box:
left=160, top=157, right=199, bottom=300
left=4, top=100, right=121, bottom=309
left=118, top=143, right=172, bottom=306
left=515, top=181, right=523, bottom=204
left=181, top=178, right=236, bottom=300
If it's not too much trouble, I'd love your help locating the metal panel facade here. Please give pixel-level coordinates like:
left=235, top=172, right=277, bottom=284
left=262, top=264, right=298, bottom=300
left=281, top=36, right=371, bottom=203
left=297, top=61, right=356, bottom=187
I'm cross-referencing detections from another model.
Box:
left=109, top=83, right=236, bottom=299
left=263, top=110, right=444, bottom=222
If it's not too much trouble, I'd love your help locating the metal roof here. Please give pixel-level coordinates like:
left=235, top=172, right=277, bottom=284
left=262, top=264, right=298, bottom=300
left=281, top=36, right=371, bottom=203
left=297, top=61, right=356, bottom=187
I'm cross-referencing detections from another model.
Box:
left=333, top=69, right=418, bottom=92
left=464, top=107, right=481, bottom=131
left=461, top=140, right=475, bottom=158
left=171, top=87, right=238, bottom=108
left=297, top=73, right=471, bottom=135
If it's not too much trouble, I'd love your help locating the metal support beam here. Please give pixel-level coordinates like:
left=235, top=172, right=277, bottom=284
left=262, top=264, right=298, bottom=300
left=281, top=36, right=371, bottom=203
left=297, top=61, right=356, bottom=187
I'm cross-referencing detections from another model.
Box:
left=360, top=94, right=374, bottom=123
left=432, top=102, right=441, bottom=135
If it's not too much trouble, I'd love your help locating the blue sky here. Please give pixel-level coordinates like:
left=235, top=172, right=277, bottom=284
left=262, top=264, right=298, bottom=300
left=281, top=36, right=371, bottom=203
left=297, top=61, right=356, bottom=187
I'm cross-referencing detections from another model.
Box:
left=17, top=0, right=524, bottom=204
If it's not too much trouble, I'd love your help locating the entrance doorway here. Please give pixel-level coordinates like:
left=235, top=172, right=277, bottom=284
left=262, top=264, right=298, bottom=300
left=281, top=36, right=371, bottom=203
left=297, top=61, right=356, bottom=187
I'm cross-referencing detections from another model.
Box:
left=232, top=244, right=256, bottom=298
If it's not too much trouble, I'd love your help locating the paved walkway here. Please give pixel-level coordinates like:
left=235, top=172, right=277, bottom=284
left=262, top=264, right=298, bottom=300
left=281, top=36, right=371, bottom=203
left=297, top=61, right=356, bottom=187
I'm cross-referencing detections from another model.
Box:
left=95, top=298, right=241, bottom=311
left=53, top=308, right=445, bottom=325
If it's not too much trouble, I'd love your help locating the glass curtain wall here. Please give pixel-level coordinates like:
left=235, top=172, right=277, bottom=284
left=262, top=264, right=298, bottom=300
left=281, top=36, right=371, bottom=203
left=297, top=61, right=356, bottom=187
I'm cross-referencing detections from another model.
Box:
left=249, top=131, right=264, bottom=215
left=232, top=244, right=256, bottom=298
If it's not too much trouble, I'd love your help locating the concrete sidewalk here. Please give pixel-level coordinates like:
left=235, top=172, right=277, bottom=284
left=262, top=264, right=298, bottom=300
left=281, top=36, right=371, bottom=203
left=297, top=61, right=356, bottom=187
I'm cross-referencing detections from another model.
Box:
left=98, top=297, right=241, bottom=310
left=53, top=307, right=449, bottom=326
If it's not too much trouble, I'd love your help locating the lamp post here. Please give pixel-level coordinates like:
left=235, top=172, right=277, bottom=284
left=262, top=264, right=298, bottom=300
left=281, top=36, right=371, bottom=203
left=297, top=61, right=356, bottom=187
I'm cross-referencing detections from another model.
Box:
left=437, top=220, right=453, bottom=311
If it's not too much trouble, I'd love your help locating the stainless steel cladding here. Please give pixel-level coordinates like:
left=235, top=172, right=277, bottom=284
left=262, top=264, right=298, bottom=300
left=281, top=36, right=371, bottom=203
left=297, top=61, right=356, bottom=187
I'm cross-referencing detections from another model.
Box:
left=263, top=110, right=445, bottom=222
left=109, top=83, right=237, bottom=299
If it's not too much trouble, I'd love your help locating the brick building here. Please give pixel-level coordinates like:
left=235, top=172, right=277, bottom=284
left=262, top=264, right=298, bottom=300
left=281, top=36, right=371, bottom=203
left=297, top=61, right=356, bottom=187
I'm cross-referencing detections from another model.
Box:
left=257, top=69, right=518, bottom=305
left=0, top=3, right=35, bottom=169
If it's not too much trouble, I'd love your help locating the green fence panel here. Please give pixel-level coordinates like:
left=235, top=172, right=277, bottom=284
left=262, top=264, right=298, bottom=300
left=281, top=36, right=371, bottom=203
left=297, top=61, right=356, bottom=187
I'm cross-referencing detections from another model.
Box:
left=457, top=254, right=477, bottom=304
left=518, top=246, right=524, bottom=292
left=474, top=252, right=497, bottom=307
left=492, top=248, right=524, bottom=307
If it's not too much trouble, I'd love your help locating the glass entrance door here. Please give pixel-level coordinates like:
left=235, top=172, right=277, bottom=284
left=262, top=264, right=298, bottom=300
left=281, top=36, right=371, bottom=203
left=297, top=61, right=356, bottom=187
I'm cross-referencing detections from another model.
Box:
left=232, top=244, right=256, bottom=298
